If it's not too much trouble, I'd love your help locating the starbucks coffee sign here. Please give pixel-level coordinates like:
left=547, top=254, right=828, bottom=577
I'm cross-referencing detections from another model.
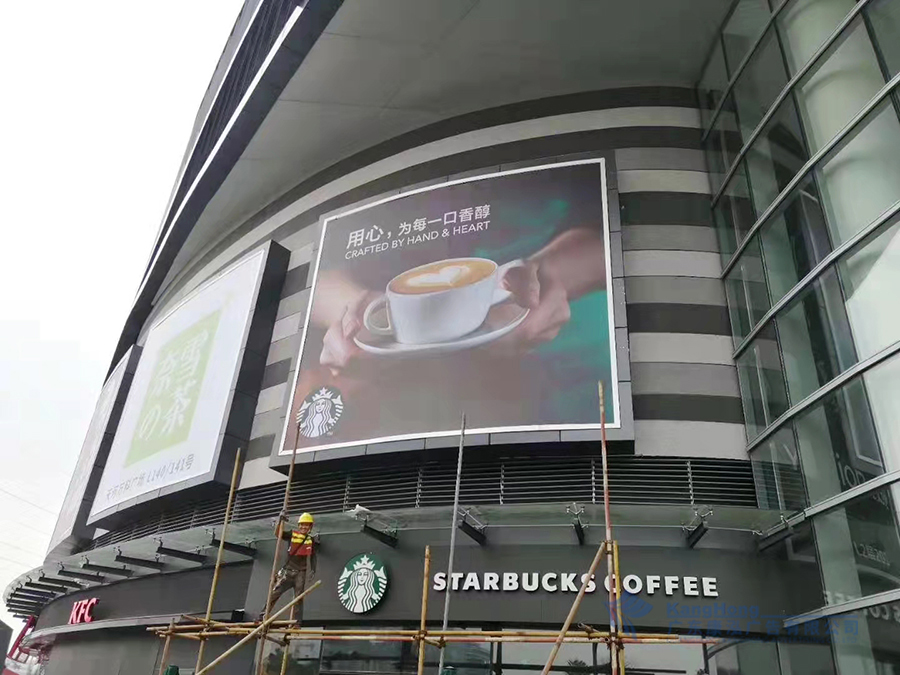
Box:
left=338, top=554, right=389, bottom=613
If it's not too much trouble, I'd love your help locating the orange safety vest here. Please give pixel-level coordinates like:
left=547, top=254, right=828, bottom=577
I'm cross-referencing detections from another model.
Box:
left=289, top=531, right=314, bottom=557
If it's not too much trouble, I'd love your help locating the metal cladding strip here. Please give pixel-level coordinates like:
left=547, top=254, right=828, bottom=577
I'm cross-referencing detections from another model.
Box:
left=699, top=0, right=792, bottom=145
left=143, top=0, right=270, bottom=276
left=720, top=71, right=900, bottom=280
left=784, top=587, right=900, bottom=628
left=141, top=5, right=305, bottom=289
left=803, top=468, right=900, bottom=520
left=108, top=0, right=343, bottom=377
left=732, top=198, right=900, bottom=360
left=707, top=0, right=876, bottom=200
left=747, top=338, right=900, bottom=455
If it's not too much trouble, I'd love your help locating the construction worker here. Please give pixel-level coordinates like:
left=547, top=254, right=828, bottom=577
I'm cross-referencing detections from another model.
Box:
left=269, top=512, right=317, bottom=613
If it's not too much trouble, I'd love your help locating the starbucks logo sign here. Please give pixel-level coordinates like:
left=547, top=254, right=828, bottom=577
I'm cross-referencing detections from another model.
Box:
left=297, top=386, right=344, bottom=438
left=338, top=554, right=388, bottom=613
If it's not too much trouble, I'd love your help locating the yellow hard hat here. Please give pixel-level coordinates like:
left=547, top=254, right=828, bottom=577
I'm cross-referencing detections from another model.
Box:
left=298, top=512, right=314, bottom=525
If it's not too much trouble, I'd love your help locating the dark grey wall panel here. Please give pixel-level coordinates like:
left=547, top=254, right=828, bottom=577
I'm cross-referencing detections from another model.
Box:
left=247, top=433, right=277, bottom=461
left=627, top=303, right=731, bottom=335
left=619, top=192, right=712, bottom=226
left=622, top=224, right=718, bottom=252
left=36, top=564, right=251, bottom=630
left=633, top=394, right=744, bottom=424
left=281, top=262, right=310, bottom=297
left=624, top=276, right=726, bottom=306
left=260, top=358, right=292, bottom=389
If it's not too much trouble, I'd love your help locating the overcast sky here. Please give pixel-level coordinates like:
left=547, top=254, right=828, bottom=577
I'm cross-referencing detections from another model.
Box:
left=0, top=0, right=244, bottom=644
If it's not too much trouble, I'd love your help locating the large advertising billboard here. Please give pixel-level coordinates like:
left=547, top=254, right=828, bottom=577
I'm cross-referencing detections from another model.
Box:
left=279, top=159, right=617, bottom=456
left=48, top=347, right=138, bottom=555
left=89, top=247, right=273, bottom=521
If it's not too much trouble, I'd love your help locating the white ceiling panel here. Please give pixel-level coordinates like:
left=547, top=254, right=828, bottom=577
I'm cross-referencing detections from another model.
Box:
left=242, top=99, right=378, bottom=161
left=325, top=0, right=479, bottom=45
left=279, top=33, right=432, bottom=106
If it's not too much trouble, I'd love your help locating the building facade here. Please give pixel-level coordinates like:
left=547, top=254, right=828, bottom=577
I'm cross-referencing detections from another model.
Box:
left=5, top=1, right=900, bottom=674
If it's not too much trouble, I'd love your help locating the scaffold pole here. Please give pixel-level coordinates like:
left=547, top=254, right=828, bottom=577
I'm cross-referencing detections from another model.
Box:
left=256, top=425, right=302, bottom=675
left=417, top=546, right=432, bottom=675
left=437, top=412, right=465, bottom=675
left=197, top=580, right=321, bottom=675
left=195, top=446, right=242, bottom=673
left=540, top=541, right=608, bottom=675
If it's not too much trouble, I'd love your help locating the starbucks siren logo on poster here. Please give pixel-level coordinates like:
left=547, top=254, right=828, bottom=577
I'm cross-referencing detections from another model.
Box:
left=297, top=386, right=344, bottom=438
left=338, top=554, right=388, bottom=613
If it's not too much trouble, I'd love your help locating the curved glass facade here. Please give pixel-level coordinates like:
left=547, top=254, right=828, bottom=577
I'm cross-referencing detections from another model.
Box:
left=700, top=0, right=900, bottom=671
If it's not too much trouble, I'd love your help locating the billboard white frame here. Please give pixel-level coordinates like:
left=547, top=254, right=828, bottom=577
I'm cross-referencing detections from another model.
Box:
left=279, top=157, right=619, bottom=457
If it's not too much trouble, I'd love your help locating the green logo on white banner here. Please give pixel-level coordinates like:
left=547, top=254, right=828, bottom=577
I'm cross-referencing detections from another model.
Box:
left=338, top=554, right=388, bottom=613
left=127, top=310, right=221, bottom=466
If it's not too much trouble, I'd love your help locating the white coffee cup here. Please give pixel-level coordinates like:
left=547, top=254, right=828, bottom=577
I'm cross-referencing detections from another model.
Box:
left=363, top=257, right=524, bottom=344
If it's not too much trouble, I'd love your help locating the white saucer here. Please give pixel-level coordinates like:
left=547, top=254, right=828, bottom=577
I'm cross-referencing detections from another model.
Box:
left=354, top=303, right=529, bottom=356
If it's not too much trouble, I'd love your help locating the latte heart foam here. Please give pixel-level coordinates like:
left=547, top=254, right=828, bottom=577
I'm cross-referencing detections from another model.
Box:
left=406, top=265, right=468, bottom=288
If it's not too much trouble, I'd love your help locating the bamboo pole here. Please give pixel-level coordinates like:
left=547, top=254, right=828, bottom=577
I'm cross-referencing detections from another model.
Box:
left=197, top=580, right=321, bottom=675
left=278, top=605, right=295, bottom=675
left=417, top=546, right=432, bottom=675
left=257, top=425, right=301, bottom=675
left=613, top=542, right=625, bottom=675
left=196, top=447, right=242, bottom=672
left=157, top=619, right=175, bottom=675
left=539, top=540, right=608, bottom=675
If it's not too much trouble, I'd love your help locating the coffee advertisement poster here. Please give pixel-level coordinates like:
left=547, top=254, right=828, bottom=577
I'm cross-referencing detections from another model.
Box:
left=282, top=160, right=618, bottom=454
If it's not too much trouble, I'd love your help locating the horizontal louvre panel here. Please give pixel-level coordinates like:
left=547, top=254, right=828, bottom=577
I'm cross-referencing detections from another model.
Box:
left=89, top=455, right=756, bottom=550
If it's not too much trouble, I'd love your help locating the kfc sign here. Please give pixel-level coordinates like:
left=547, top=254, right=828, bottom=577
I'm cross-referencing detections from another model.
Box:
left=68, top=598, right=98, bottom=624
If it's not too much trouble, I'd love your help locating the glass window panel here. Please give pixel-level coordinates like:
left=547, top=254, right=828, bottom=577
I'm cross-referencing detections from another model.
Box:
left=501, top=642, right=596, bottom=675
left=815, top=483, right=900, bottom=605
left=759, top=174, right=831, bottom=303
left=260, top=632, right=321, bottom=675
left=418, top=640, right=492, bottom=675
left=709, top=641, right=785, bottom=675
left=746, top=95, right=810, bottom=215
left=793, top=17, right=887, bottom=153
left=722, top=0, right=772, bottom=73
left=725, top=235, right=770, bottom=345
left=777, top=267, right=856, bottom=403
left=795, top=375, right=885, bottom=506
left=759, top=519, right=824, bottom=616
left=715, top=162, right=757, bottom=260
left=708, top=94, right=745, bottom=196
left=699, top=39, right=729, bottom=131
left=777, top=640, right=837, bottom=675
left=828, top=599, right=900, bottom=675
left=320, top=634, right=404, bottom=673
left=732, top=27, right=790, bottom=145
left=737, top=323, right=789, bottom=439
left=838, top=214, right=900, bottom=358
left=789, top=349, right=900, bottom=507
left=624, top=644, right=705, bottom=674
left=752, top=425, right=807, bottom=514
left=778, top=0, right=856, bottom=74
left=737, top=641, right=780, bottom=675
left=868, top=0, right=900, bottom=78
left=821, top=101, right=900, bottom=267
